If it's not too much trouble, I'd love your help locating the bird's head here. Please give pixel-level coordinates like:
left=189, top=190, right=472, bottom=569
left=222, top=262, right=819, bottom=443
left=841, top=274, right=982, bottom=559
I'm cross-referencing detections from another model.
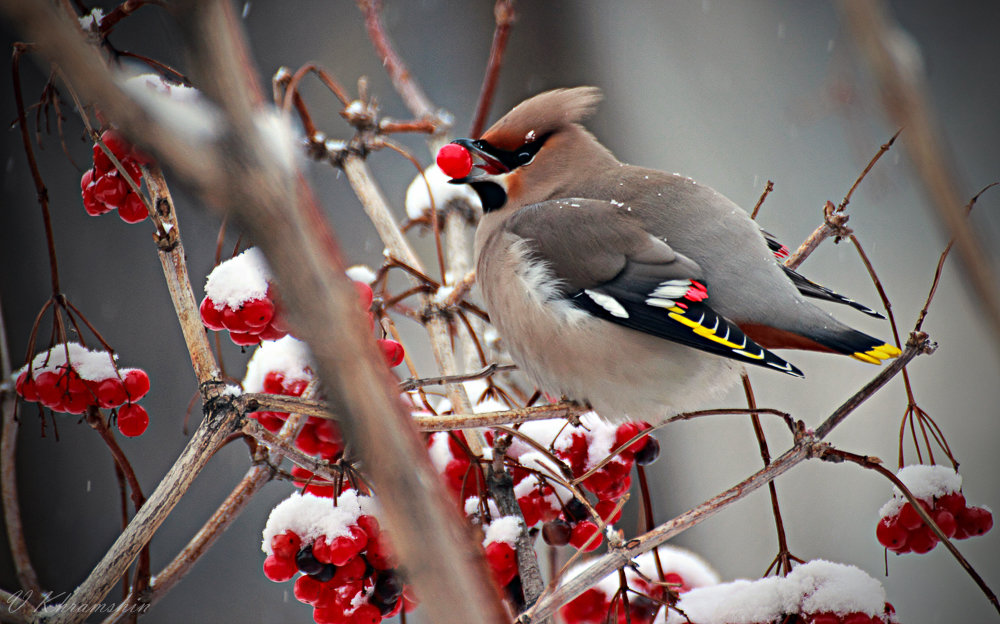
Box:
left=448, top=86, right=615, bottom=213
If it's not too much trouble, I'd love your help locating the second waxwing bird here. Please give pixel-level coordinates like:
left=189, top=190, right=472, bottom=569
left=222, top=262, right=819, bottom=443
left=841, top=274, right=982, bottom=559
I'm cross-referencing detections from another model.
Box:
left=449, top=87, right=901, bottom=423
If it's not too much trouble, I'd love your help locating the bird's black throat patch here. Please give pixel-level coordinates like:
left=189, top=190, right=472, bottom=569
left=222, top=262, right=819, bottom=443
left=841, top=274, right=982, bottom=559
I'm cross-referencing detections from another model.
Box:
left=471, top=181, right=507, bottom=213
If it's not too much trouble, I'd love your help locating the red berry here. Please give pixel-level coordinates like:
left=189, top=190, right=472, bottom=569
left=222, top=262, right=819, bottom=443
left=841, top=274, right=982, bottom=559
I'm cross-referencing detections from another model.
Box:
left=95, top=377, right=128, bottom=408
left=222, top=306, right=249, bottom=332
left=484, top=541, right=518, bottom=586
left=842, top=613, right=877, bottom=624
left=332, top=556, right=367, bottom=585
left=614, top=422, right=644, bottom=455
left=120, top=158, right=142, bottom=185
left=62, top=373, right=92, bottom=414
left=100, top=129, right=132, bottom=162
left=239, top=298, right=275, bottom=329
left=293, top=574, right=321, bottom=604
left=262, top=370, right=285, bottom=394
left=92, top=144, right=113, bottom=173
left=377, top=339, right=405, bottom=367
left=271, top=531, right=302, bottom=560
left=958, top=506, right=994, bottom=537
left=123, top=369, right=150, bottom=401
left=898, top=501, right=929, bottom=531
left=354, top=281, right=374, bottom=309
left=933, top=509, right=958, bottom=538
left=348, top=603, right=382, bottom=624
left=229, top=331, right=261, bottom=347
left=569, top=521, right=601, bottom=551
left=118, top=192, right=148, bottom=224
left=313, top=605, right=347, bottom=624
left=595, top=500, right=622, bottom=525
left=82, top=180, right=109, bottom=216
left=117, top=403, right=149, bottom=437
left=263, top=554, right=298, bottom=582
left=199, top=297, right=225, bottom=330
left=938, top=491, right=967, bottom=515
left=34, top=371, right=63, bottom=409
left=436, top=143, right=473, bottom=179
left=561, top=587, right=607, bottom=623
left=15, top=372, right=38, bottom=402
left=907, top=525, right=938, bottom=554
left=92, top=172, right=128, bottom=210
left=876, top=516, right=908, bottom=550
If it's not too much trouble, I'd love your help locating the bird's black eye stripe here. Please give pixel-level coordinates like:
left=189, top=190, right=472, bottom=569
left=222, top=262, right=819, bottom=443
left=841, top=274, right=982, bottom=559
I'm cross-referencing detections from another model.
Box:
left=475, top=132, right=551, bottom=171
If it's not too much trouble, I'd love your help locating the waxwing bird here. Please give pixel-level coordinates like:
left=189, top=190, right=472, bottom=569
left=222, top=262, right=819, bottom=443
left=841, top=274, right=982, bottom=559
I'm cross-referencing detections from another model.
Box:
left=448, top=87, right=900, bottom=423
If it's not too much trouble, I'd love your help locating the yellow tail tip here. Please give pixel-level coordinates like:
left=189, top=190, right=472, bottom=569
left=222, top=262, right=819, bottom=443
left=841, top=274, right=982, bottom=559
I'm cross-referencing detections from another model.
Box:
left=851, top=343, right=902, bottom=364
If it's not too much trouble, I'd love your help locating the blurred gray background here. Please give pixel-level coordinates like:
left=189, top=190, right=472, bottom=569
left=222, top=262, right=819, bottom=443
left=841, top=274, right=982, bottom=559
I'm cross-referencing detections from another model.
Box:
left=1, top=1, right=998, bottom=622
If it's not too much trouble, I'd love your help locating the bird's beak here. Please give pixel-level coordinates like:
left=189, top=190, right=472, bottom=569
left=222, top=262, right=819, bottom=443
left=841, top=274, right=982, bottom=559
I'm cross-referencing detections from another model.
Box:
left=448, top=138, right=510, bottom=184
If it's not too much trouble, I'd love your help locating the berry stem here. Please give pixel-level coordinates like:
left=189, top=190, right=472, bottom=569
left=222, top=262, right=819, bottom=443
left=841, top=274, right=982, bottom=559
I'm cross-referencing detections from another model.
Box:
left=12, top=43, right=61, bottom=298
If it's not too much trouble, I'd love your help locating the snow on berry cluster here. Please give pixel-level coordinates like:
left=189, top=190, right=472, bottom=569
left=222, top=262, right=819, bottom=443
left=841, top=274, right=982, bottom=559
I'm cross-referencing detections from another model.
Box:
left=243, top=336, right=344, bottom=464
left=14, top=342, right=151, bottom=436
left=200, top=247, right=288, bottom=346
left=426, top=398, right=660, bottom=560
left=660, top=560, right=897, bottom=624
left=261, top=491, right=416, bottom=624
left=404, top=161, right=480, bottom=221
left=81, top=129, right=150, bottom=223
left=560, top=547, right=719, bottom=624
left=876, top=465, right=992, bottom=555
left=513, top=412, right=659, bottom=551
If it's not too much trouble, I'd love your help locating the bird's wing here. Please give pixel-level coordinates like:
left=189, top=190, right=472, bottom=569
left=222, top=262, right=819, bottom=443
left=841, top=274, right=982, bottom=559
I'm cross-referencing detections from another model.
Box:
left=505, top=199, right=804, bottom=377
left=758, top=230, right=883, bottom=318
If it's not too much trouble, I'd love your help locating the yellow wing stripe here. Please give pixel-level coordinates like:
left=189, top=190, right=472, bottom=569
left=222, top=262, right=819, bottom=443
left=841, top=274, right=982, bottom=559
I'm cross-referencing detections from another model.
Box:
left=851, top=342, right=902, bottom=365
left=667, top=311, right=763, bottom=357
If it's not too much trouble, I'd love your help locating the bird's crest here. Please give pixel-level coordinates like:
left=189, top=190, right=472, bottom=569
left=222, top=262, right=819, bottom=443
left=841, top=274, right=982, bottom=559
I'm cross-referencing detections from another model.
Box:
left=482, top=87, right=603, bottom=150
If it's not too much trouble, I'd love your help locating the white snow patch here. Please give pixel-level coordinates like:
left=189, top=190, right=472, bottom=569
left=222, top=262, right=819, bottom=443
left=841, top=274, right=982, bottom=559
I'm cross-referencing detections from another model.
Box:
left=483, top=515, right=522, bottom=546
left=242, top=336, right=314, bottom=392
left=563, top=546, right=719, bottom=604
left=262, top=491, right=378, bottom=554
left=120, top=71, right=218, bottom=144
left=17, top=342, right=118, bottom=382
left=255, top=110, right=299, bottom=173
left=426, top=432, right=456, bottom=474
left=879, top=464, right=962, bottom=518
left=346, top=265, right=377, bottom=284
left=78, top=8, right=104, bottom=30
left=204, top=247, right=272, bottom=309
left=662, top=560, right=885, bottom=624
left=404, top=164, right=481, bottom=219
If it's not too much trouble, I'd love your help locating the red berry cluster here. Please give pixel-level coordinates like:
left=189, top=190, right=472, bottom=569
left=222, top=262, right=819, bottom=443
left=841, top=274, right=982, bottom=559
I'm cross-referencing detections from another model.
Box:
left=14, top=343, right=151, bottom=436
left=81, top=129, right=150, bottom=223
left=436, top=143, right=473, bottom=179
left=877, top=492, right=993, bottom=555
left=560, top=548, right=719, bottom=624
left=262, top=492, right=416, bottom=624
left=426, top=431, right=485, bottom=500
left=200, top=285, right=287, bottom=346
left=538, top=419, right=658, bottom=552
left=876, top=465, right=992, bottom=555
left=250, top=369, right=344, bottom=461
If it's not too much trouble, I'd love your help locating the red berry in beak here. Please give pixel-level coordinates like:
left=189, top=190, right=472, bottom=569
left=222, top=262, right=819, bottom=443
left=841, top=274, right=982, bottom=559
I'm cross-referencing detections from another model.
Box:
left=436, top=143, right=473, bottom=179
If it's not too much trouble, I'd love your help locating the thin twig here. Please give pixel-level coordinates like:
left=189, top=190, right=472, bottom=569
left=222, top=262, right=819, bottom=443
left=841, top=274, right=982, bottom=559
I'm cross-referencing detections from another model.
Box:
left=749, top=180, right=774, bottom=220
left=0, top=293, right=43, bottom=597
left=469, top=0, right=517, bottom=138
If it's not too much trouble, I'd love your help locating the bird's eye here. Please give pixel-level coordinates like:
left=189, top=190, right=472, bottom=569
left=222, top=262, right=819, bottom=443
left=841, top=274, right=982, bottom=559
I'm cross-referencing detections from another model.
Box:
left=517, top=151, right=533, bottom=165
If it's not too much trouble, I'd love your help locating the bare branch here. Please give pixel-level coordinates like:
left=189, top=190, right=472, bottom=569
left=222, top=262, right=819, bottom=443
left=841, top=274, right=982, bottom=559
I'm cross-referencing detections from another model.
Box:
left=839, top=0, right=1000, bottom=347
